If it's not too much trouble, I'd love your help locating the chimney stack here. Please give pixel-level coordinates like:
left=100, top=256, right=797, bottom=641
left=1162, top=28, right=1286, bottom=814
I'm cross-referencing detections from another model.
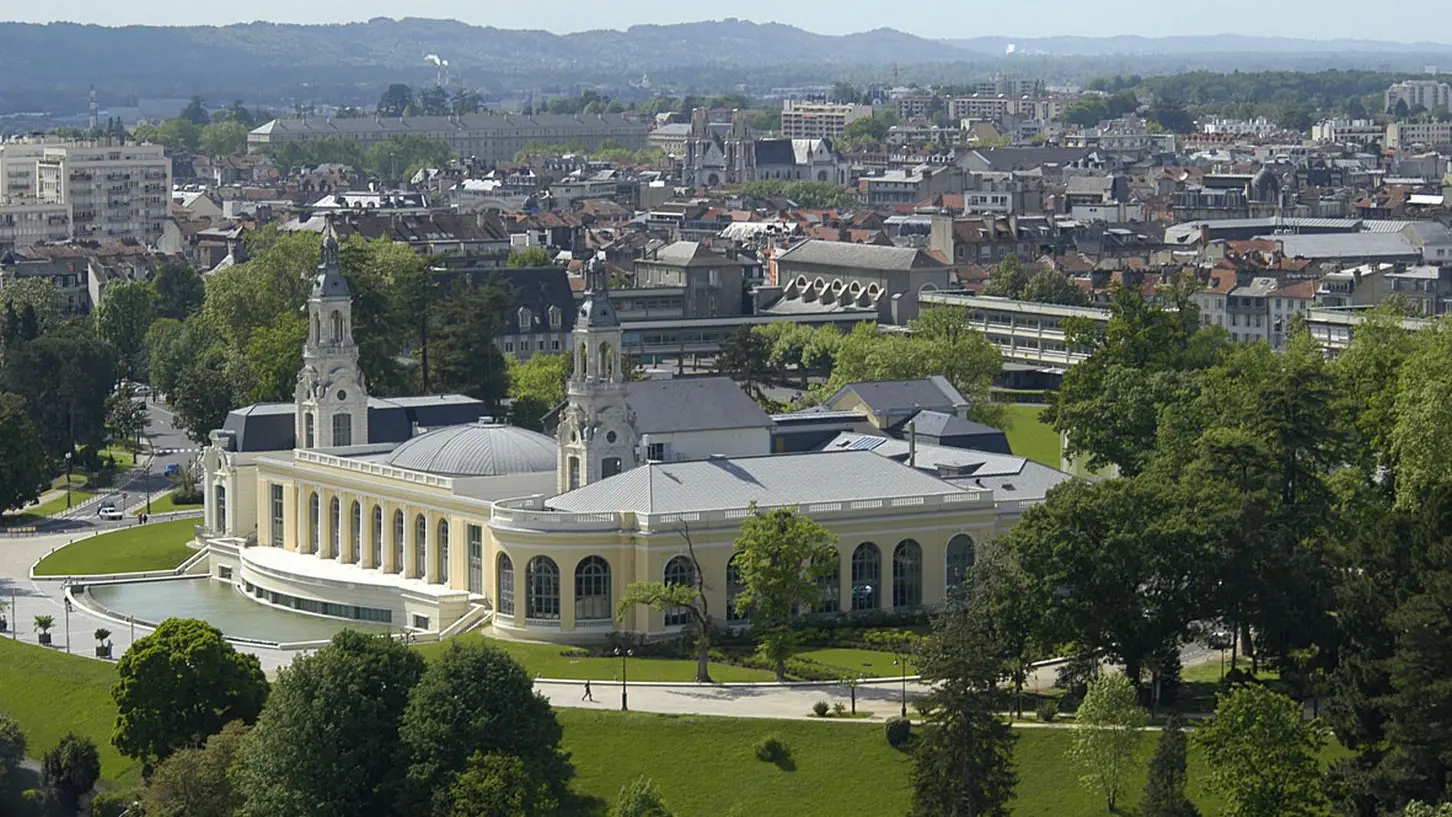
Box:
left=908, top=422, right=917, bottom=468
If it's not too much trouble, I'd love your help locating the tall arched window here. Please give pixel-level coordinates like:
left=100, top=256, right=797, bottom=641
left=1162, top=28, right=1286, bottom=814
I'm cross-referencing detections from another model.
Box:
left=851, top=543, right=881, bottom=611
left=816, top=550, right=841, bottom=614
left=371, top=505, right=383, bottom=568
left=392, top=510, right=404, bottom=573
left=213, top=485, right=227, bottom=532
left=662, top=556, right=696, bottom=627
left=497, top=553, right=515, bottom=616
left=329, top=497, right=341, bottom=559
left=349, top=501, right=361, bottom=563
left=946, top=534, right=976, bottom=594
left=413, top=514, right=427, bottom=579
left=437, top=519, right=450, bottom=585
left=308, top=492, right=320, bottom=554
left=567, top=456, right=580, bottom=490
left=574, top=556, right=612, bottom=622
left=599, top=341, right=616, bottom=381
left=526, top=556, right=560, bottom=620
left=893, top=540, right=923, bottom=610
left=330, top=309, right=343, bottom=342
left=725, top=554, right=746, bottom=623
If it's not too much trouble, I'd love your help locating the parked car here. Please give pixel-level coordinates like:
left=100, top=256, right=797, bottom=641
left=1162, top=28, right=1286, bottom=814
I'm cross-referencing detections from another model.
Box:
left=98, top=507, right=125, bottom=521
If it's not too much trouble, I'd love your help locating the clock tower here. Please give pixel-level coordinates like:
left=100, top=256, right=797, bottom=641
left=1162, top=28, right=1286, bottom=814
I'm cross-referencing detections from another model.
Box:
left=557, top=259, right=638, bottom=492
left=296, top=220, right=369, bottom=449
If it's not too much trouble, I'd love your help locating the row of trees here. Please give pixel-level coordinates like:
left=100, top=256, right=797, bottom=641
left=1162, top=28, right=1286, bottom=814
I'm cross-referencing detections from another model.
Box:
left=715, top=307, right=1007, bottom=427
left=374, top=84, right=485, bottom=118
left=738, top=179, right=858, bottom=209
left=264, top=133, right=452, bottom=180
left=982, top=255, right=1089, bottom=305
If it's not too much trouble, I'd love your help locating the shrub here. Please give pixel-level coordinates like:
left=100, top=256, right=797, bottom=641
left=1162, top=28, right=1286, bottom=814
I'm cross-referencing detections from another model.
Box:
left=812, top=700, right=830, bottom=717
left=21, top=789, right=45, bottom=810
left=754, top=736, right=791, bottom=765
left=90, top=791, right=133, bottom=817
left=1036, top=700, right=1059, bottom=722
left=832, top=701, right=848, bottom=717
left=885, top=716, right=912, bottom=748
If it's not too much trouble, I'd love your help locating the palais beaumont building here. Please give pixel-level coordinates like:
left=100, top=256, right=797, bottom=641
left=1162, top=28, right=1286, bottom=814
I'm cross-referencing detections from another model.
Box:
left=196, top=227, right=1070, bottom=642
left=247, top=113, right=652, bottom=165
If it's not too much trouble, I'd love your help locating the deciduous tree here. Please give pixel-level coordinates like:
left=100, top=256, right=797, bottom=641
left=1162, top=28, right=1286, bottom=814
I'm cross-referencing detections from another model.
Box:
left=112, top=618, right=268, bottom=765
left=1195, top=684, right=1327, bottom=817
left=613, top=776, right=675, bottom=817
left=41, top=732, right=101, bottom=816
left=95, top=280, right=157, bottom=376
left=1069, top=672, right=1148, bottom=812
left=618, top=527, right=717, bottom=682
left=0, top=393, right=48, bottom=513
left=0, top=711, right=25, bottom=788
left=233, top=630, right=425, bottom=817
left=140, top=720, right=249, bottom=817
left=441, top=752, right=558, bottom=817
left=1143, top=716, right=1198, bottom=817
left=731, top=505, right=838, bottom=680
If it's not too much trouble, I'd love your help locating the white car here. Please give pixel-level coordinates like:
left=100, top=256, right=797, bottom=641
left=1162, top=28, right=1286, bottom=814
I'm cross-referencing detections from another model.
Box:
left=97, top=503, right=124, bottom=521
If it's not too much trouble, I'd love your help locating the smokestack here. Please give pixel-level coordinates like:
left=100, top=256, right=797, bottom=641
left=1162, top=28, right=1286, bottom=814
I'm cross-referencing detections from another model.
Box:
left=908, top=422, right=917, bottom=468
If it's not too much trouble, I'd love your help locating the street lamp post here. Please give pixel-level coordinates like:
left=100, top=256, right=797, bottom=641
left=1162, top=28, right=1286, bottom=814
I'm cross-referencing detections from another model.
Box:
left=615, top=647, right=633, bottom=711
left=144, top=459, right=152, bottom=515
left=64, top=452, right=73, bottom=510
left=894, top=658, right=908, bottom=718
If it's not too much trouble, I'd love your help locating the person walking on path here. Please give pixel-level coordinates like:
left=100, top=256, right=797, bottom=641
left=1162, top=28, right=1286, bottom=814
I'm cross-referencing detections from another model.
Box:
left=582, top=680, right=594, bottom=702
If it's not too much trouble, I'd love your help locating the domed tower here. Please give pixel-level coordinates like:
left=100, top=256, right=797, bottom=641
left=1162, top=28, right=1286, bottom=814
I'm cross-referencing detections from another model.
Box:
left=557, top=259, right=638, bottom=492
left=295, top=219, right=368, bottom=449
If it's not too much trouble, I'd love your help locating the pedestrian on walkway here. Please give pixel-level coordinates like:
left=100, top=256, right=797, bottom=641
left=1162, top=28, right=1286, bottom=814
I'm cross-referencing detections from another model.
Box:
left=582, top=680, right=594, bottom=702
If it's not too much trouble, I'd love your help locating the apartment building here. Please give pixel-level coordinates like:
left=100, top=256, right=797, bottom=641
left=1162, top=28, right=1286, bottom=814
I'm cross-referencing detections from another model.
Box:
left=779, top=101, right=875, bottom=140
left=1386, top=121, right=1452, bottom=149
left=0, top=138, right=170, bottom=247
left=1385, top=80, right=1452, bottom=113
left=919, top=291, right=1107, bottom=368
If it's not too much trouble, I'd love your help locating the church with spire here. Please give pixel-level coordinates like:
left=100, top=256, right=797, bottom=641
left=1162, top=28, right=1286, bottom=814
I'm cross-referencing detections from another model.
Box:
left=295, top=220, right=369, bottom=450
left=556, top=258, right=638, bottom=492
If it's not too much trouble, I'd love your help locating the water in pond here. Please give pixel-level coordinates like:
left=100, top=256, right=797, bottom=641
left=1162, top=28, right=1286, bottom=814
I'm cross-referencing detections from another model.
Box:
left=84, top=579, right=392, bottom=644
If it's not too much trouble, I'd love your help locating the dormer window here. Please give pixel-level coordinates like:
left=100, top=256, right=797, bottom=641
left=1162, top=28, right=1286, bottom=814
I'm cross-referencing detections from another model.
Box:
left=517, top=307, right=532, bottom=332
left=548, top=306, right=562, bottom=331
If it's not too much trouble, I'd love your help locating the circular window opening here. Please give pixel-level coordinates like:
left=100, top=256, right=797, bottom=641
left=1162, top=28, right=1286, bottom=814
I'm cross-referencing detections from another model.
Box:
left=336, top=390, right=347, bottom=402
left=606, top=431, right=618, bottom=444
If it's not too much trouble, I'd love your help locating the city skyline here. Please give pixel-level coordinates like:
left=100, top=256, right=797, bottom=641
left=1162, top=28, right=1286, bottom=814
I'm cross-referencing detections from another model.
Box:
left=8, top=1, right=1452, bottom=45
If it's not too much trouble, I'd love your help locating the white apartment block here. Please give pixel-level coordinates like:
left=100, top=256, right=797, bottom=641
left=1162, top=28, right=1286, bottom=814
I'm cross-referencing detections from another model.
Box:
left=779, top=101, right=875, bottom=139
left=1386, top=121, right=1452, bottom=149
left=0, top=138, right=171, bottom=247
left=1385, top=80, right=1452, bottom=113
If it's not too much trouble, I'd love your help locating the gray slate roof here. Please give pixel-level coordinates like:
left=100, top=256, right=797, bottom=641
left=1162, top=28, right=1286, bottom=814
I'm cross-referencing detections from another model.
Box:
left=1264, top=232, right=1419, bottom=260
left=827, top=376, right=968, bottom=422
left=383, top=422, right=556, bottom=476
left=218, top=395, right=489, bottom=453
left=651, top=241, right=728, bottom=268
left=823, top=433, right=1072, bottom=505
left=628, top=377, right=774, bottom=434
left=775, top=239, right=944, bottom=271
left=548, top=450, right=969, bottom=515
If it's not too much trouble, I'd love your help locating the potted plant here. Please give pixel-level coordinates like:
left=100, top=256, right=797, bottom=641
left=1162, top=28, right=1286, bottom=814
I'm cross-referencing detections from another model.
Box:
left=0, top=600, right=8, bottom=633
left=94, top=628, right=112, bottom=659
left=34, top=615, right=54, bottom=647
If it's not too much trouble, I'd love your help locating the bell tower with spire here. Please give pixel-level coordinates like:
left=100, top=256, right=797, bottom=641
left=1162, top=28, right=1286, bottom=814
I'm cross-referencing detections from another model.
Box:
left=557, top=259, right=638, bottom=493
left=296, top=219, right=368, bottom=449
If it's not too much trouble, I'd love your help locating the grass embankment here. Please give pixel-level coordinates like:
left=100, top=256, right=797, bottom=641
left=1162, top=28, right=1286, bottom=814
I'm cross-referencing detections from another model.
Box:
left=134, top=492, right=203, bottom=516
left=416, top=633, right=777, bottom=682
left=32, top=518, right=197, bottom=577
left=0, top=638, right=141, bottom=787
left=1002, top=405, right=1061, bottom=468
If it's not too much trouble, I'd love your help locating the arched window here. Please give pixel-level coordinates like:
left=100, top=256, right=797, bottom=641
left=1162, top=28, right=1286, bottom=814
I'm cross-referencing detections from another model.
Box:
left=304, top=413, right=315, bottom=448
left=312, top=314, right=320, bottom=343
left=816, top=550, right=841, bottom=614
left=371, top=505, right=383, bottom=568
left=497, top=553, right=515, bottom=616
left=725, top=554, right=746, bottom=623
left=526, top=556, right=560, bottom=620
left=413, top=514, right=427, bottom=579
left=332, top=413, right=352, bottom=447
left=349, top=500, right=361, bottom=563
left=576, top=342, right=588, bottom=378
left=330, top=309, right=343, bottom=342
left=213, top=484, right=227, bottom=532
left=946, top=534, right=976, bottom=593
left=392, top=510, right=404, bottom=573
left=329, top=497, right=341, bottom=559
left=574, top=556, right=611, bottom=621
left=851, top=543, right=880, bottom=611
left=437, top=519, right=450, bottom=584
left=567, top=456, right=580, bottom=490
left=662, top=556, right=696, bottom=627
left=599, top=341, right=615, bottom=381
left=308, top=492, right=320, bottom=554
left=893, top=540, right=923, bottom=610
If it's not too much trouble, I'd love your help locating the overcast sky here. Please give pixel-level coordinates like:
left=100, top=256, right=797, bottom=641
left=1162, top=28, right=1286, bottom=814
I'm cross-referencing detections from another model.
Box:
left=9, top=0, right=1451, bottom=43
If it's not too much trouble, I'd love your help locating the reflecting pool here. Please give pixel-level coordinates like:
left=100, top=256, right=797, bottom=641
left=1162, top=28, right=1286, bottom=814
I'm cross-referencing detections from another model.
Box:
left=84, top=578, right=392, bottom=644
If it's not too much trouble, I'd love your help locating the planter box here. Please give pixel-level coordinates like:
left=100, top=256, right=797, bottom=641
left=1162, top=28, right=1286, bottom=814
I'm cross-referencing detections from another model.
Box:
left=38, top=633, right=51, bottom=646
left=95, top=645, right=112, bottom=659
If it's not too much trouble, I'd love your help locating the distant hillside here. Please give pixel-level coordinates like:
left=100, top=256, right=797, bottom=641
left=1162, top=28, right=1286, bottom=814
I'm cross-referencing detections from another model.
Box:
left=945, top=33, right=1452, bottom=56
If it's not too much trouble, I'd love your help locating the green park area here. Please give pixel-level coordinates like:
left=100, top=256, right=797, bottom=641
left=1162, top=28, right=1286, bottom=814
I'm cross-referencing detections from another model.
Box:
left=1002, top=404, right=1061, bottom=468
left=32, top=518, right=197, bottom=577
left=415, top=633, right=776, bottom=683
left=135, top=491, right=203, bottom=516
left=0, top=632, right=1346, bottom=817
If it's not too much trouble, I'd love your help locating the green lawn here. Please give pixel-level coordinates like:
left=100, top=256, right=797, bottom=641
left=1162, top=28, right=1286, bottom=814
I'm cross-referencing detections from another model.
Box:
left=0, top=638, right=141, bottom=787
left=795, top=647, right=916, bottom=678
left=2, top=489, right=98, bottom=527
left=32, top=518, right=198, bottom=577
left=417, top=632, right=777, bottom=682
left=1002, top=405, right=1061, bottom=468
left=135, top=492, right=203, bottom=516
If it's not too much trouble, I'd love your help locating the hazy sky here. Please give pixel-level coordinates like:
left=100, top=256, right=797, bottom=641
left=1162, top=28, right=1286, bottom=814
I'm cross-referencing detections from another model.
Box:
left=8, top=0, right=1451, bottom=42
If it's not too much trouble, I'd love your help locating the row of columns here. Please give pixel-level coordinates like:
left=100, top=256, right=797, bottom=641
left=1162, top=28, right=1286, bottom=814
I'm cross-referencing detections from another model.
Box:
left=290, top=484, right=455, bottom=588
